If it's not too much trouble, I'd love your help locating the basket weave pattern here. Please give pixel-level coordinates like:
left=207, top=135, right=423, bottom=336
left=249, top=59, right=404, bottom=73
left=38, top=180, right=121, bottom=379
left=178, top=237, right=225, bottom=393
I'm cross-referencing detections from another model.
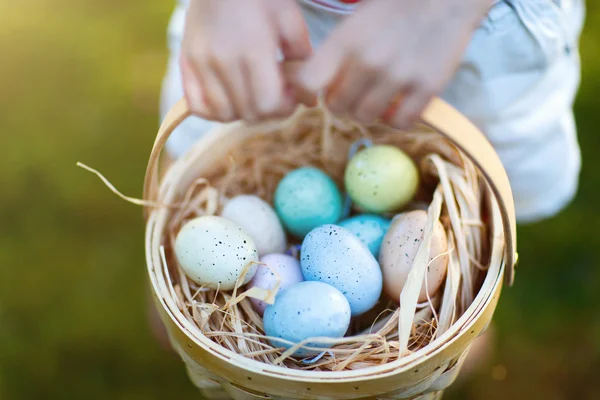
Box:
left=144, top=99, right=516, bottom=400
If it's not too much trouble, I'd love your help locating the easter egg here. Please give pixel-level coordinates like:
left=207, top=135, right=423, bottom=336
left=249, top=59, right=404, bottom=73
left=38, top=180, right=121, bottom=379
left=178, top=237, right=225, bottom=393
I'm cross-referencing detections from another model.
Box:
left=263, top=281, right=351, bottom=356
left=300, top=225, right=382, bottom=316
left=344, top=145, right=419, bottom=213
left=174, top=216, right=259, bottom=290
left=221, top=195, right=287, bottom=255
left=274, top=167, right=343, bottom=237
left=379, top=210, right=448, bottom=303
left=247, top=254, right=304, bottom=316
left=338, top=214, right=391, bottom=257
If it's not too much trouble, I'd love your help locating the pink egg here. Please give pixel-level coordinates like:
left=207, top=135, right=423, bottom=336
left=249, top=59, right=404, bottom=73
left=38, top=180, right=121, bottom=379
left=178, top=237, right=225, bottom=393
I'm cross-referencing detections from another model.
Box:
left=247, top=253, right=304, bottom=316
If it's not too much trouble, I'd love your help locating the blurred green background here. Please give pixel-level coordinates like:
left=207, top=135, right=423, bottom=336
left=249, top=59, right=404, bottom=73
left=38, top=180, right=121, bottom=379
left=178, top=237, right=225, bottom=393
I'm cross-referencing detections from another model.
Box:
left=1, top=1, right=599, bottom=399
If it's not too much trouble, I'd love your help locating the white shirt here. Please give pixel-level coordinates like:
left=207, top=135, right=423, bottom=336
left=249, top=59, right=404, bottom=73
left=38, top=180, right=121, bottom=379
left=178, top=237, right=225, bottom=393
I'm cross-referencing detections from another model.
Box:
left=163, top=0, right=584, bottom=223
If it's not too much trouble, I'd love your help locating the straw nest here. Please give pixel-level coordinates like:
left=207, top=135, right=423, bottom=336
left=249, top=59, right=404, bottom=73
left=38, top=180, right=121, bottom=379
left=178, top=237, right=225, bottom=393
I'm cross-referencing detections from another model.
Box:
left=86, top=105, right=491, bottom=372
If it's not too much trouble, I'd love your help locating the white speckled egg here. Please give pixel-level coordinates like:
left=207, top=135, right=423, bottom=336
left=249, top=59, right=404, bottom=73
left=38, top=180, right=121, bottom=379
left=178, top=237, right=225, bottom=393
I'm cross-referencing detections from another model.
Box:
left=300, top=225, right=382, bottom=316
left=174, top=216, right=259, bottom=290
left=247, top=253, right=304, bottom=316
left=379, top=210, right=448, bottom=303
left=221, top=195, right=287, bottom=255
left=263, top=281, right=351, bottom=356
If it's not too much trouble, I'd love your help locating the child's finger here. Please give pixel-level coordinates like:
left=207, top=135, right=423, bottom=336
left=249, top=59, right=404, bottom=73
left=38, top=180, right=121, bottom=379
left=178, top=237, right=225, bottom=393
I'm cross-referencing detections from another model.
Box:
left=247, top=54, right=286, bottom=118
left=353, top=81, right=403, bottom=124
left=180, top=57, right=216, bottom=119
left=271, top=90, right=299, bottom=119
left=195, top=62, right=236, bottom=122
left=273, top=2, right=312, bottom=60
left=325, top=59, right=375, bottom=116
left=297, top=39, right=345, bottom=95
left=282, top=61, right=317, bottom=107
left=382, top=94, right=403, bottom=121
left=387, top=91, right=433, bottom=130
left=213, top=59, right=253, bottom=121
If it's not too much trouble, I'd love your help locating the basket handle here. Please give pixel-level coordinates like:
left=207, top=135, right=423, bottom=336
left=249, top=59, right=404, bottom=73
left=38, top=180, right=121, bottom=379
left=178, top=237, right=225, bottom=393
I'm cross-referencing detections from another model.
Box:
left=144, top=98, right=517, bottom=286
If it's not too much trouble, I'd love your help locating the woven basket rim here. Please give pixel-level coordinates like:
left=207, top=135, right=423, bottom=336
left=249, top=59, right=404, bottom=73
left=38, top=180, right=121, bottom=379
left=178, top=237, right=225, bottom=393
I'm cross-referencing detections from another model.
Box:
left=145, top=119, right=507, bottom=380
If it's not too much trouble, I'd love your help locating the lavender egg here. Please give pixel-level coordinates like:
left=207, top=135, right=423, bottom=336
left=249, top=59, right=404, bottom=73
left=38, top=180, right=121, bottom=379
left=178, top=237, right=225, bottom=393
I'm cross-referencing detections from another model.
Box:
left=300, top=225, right=383, bottom=316
left=247, top=254, right=304, bottom=316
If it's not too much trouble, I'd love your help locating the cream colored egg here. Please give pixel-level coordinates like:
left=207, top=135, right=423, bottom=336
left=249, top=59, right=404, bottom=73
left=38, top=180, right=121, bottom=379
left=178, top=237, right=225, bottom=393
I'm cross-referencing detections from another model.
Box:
left=221, top=195, right=287, bottom=255
left=379, top=210, right=448, bottom=303
left=175, top=216, right=259, bottom=290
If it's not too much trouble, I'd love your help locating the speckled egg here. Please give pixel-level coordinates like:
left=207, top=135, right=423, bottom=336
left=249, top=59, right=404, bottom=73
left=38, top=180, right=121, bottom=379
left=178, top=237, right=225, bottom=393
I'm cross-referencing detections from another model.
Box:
left=344, top=145, right=419, bottom=213
left=174, top=216, right=259, bottom=290
left=247, top=253, right=304, bottom=316
left=300, top=225, right=382, bottom=316
left=379, top=210, right=448, bottom=303
left=263, top=281, right=351, bottom=356
left=338, top=214, right=391, bottom=257
left=274, top=167, right=343, bottom=237
left=221, top=195, right=287, bottom=255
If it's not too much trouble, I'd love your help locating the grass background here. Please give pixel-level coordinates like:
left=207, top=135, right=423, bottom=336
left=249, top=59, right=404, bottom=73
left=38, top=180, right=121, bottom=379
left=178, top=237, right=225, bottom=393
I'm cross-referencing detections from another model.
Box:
left=1, top=1, right=599, bottom=399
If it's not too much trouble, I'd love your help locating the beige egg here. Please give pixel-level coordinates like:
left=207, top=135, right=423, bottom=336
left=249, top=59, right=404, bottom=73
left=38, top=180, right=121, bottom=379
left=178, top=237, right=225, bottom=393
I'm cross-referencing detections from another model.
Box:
left=379, top=210, right=448, bottom=303
left=221, top=195, right=287, bottom=255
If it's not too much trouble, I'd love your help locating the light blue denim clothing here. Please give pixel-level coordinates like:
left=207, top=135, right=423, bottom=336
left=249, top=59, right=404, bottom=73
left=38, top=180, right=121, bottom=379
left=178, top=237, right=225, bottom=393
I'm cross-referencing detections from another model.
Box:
left=160, top=0, right=585, bottom=223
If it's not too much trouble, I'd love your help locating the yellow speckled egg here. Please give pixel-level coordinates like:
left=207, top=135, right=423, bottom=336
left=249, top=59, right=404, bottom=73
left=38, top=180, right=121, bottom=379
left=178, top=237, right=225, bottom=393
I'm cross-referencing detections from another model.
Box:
left=379, top=210, right=448, bottom=303
left=344, top=145, right=419, bottom=213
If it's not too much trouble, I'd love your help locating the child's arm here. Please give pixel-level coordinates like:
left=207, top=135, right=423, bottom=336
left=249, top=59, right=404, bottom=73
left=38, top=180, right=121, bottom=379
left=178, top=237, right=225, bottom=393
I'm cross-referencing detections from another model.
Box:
left=298, top=0, right=492, bottom=129
left=180, top=0, right=311, bottom=122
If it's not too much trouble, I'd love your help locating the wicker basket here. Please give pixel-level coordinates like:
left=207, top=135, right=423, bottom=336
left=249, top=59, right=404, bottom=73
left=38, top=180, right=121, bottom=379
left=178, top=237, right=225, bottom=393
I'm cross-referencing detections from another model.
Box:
left=144, top=97, right=518, bottom=400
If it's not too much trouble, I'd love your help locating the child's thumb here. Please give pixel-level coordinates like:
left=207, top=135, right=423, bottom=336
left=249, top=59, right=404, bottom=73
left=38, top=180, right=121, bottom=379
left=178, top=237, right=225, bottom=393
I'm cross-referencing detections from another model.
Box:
left=282, top=61, right=317, bottom=107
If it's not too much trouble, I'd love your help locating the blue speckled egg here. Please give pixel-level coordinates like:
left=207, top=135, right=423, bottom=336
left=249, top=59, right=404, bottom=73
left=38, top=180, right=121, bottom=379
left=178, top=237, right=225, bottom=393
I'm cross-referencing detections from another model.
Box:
left=300, top=225, right=383, bottom=316
left=274, top=167, right=343, bottom=237
left=264, top=281, right=351, bottom=356
left=338, top=214, right=391, bottom=257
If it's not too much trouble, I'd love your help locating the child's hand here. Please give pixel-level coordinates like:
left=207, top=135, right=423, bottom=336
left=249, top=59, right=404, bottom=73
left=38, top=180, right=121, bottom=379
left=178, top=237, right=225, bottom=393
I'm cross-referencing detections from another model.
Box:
left=298, top=0, right=490, bottom=129
left=180, top=0, right=311, bottom=122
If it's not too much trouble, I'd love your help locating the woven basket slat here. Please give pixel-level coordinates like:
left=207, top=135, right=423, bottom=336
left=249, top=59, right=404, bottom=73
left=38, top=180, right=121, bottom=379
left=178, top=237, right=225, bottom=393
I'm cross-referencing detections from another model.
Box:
left=144, top=98, right=517, bottom=400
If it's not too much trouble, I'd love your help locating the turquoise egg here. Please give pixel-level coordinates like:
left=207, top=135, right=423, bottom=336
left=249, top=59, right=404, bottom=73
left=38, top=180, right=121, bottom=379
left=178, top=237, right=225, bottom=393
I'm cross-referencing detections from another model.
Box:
left=301, top=225, right=382, bottom=316
left=263, top=281, right=351, bottom=356
left=274, top=167, right=343, bottom=237
left=338, top=214, right=391, bottom=257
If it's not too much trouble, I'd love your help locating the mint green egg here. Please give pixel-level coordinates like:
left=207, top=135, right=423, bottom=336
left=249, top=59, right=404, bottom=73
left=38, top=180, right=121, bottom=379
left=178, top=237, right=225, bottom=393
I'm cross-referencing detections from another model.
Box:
left=275, top=167, right=343, bottom=237
left=344, top=145, right=419, bottom=213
